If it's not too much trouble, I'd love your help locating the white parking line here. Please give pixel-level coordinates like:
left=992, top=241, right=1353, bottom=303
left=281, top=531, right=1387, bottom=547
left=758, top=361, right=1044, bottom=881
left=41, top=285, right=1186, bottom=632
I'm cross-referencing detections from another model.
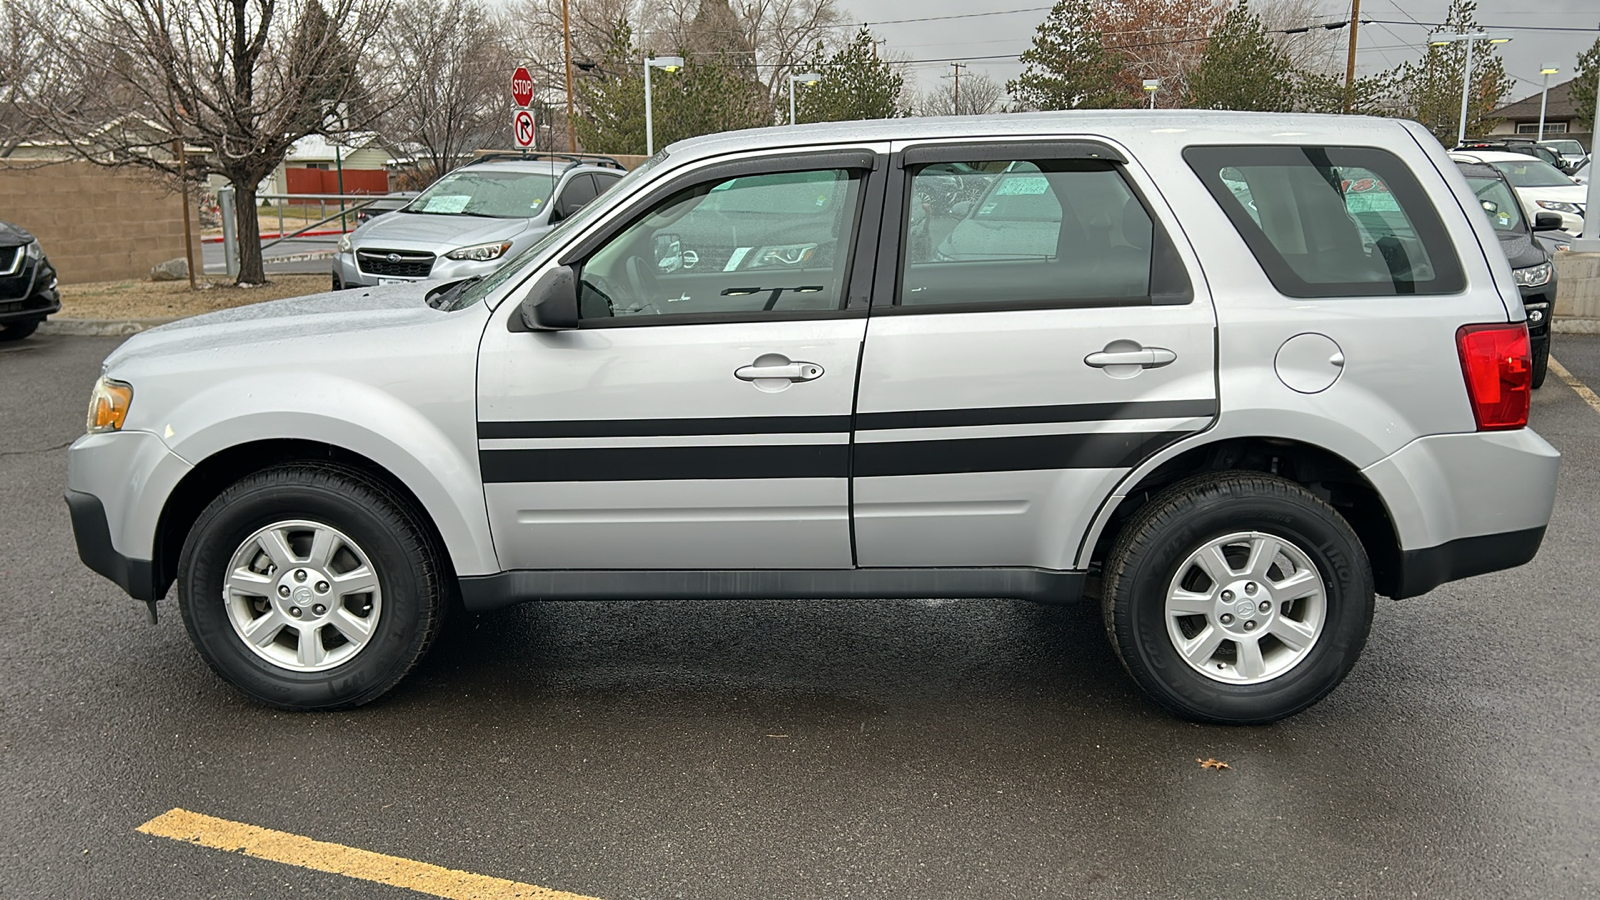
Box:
left=1549, top=355, right=1600, bottom=417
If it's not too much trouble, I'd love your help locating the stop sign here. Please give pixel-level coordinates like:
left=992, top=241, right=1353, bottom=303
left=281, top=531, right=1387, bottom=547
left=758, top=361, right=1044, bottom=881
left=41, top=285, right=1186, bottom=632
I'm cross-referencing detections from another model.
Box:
left=511, top=66, right=534, bottom=108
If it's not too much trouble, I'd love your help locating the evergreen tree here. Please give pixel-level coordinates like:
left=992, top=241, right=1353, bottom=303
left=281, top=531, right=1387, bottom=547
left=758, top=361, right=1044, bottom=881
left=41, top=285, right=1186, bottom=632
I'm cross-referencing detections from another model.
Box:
left=1294, top=68, right=1401, bottom=116
left=796, top=27, right=903, bottom=123
left=1187, top=1, right=1293, bottom=111
left=1392, top=0, right=1512, bottom=146
left=1574, top=38, right=1599, bottom=134
left=573, top=16, right=771, bottom=155
left=1007, top=0, right=1128, bottom=111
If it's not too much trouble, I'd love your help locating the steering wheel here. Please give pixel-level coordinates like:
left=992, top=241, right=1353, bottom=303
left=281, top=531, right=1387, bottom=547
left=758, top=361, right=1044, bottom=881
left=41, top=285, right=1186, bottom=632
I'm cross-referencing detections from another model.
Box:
left=621, top=255, right=664, bottom=315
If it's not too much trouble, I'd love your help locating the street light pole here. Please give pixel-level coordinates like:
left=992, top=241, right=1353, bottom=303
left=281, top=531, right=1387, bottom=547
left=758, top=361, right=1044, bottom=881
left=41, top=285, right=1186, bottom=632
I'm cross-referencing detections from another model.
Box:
left=1537, top=64, right=1559, bottom=142
left=1142, top=79, right=1160, bottom=109
left=643, top=55, right=684, bottom=156
left=789, top=73, right=821, bottom=126
left=1574, top=67, right=1600, bottom=253
left=1428, top=32, right=1512, bottom=148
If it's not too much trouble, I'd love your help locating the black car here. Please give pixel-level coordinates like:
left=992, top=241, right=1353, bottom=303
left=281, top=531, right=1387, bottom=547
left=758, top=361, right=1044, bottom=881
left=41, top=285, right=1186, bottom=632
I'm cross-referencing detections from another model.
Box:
left=1457, top=138, right=1571, bottom=172
left=0, top=222, right=59, bottom=341
left=1456, top=161, right=1559, bottom=388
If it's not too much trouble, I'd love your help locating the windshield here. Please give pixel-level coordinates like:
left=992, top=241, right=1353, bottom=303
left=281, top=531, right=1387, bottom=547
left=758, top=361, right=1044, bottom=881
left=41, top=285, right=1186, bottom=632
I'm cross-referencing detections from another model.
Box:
left=445, top=153, right=667, bottom=311
left=406, top=169, right=557, bottom=218
left=1490, top=159, right=1573, bottom=188
left=1465, top=175, right=1525, bottom=233
left=1542, top=140, right=1583, bottom=155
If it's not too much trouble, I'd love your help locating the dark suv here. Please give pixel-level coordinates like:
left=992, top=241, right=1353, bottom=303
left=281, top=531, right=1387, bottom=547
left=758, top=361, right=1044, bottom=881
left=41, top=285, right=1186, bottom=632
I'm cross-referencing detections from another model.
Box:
left=1456, top=161, right=1558, bottom=387
left=0, top=222, right=60, bottom=341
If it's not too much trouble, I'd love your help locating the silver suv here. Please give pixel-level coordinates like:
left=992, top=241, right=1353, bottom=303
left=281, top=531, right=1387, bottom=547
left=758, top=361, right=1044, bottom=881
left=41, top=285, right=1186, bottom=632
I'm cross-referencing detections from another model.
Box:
left=67, top=112, right=1559, bottom=723
left=331, top=153, right=625, bottom=289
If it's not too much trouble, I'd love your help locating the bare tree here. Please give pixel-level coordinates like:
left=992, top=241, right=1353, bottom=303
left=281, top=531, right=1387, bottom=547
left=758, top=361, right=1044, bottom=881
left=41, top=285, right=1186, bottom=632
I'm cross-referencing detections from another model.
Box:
left=381, top=0, right=513, bottom=180
left=1256, top=0, right=1343, bottom=75
left=20, top=0, right=392, bottom=284
left=914, top=70, right=1004, bottom=117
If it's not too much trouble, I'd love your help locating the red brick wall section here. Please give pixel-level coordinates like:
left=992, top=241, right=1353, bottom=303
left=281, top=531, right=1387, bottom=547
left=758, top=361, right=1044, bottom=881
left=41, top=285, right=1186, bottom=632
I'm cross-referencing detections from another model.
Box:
left=0, top=161, right=192, bottom=284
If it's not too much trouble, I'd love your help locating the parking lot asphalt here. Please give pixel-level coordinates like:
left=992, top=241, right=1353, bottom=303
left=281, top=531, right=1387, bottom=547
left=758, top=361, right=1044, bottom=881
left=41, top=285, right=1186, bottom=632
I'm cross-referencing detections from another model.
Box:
left=3, top=332, right=1598, bottom=899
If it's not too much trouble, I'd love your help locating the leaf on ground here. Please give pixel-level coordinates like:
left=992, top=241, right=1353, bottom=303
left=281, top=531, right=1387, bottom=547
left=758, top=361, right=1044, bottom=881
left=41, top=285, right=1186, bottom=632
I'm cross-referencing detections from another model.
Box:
left=1197, top=757, right=1232, bottom=771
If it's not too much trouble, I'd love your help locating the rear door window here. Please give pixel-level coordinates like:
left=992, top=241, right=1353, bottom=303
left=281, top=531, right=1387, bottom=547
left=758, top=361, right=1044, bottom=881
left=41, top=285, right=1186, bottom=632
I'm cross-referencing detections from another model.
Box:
left=1185, top=146, right=1464, bottom=297
left=900, top=158, right=1173, bottom=308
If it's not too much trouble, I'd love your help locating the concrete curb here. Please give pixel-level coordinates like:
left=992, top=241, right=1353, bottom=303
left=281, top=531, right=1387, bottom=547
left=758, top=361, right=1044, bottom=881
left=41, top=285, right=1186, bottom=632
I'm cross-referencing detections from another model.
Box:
left=1555, top=318, right=1600, bottom=335
left=39, top=317, right=180, bottom=336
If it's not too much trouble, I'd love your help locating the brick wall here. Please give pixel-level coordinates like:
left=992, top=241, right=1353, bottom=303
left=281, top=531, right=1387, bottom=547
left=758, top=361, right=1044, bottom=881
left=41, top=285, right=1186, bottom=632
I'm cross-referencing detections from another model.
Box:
left=0, top=162, right=195, bottom=284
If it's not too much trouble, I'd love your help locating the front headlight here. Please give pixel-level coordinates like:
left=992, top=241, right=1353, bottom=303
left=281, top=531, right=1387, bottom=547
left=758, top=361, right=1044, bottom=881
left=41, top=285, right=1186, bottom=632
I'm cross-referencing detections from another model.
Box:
left=86, top=376, right=133, bottom=434
left=24, top=240, right=41, bottom=259
left=445, top=241, right=513, bottom=261
left=1535, top=201, right=1581, bottom=215
left=1513, top=262, right=1553, bottom=287
left=338, top=234, right=352, bottom=253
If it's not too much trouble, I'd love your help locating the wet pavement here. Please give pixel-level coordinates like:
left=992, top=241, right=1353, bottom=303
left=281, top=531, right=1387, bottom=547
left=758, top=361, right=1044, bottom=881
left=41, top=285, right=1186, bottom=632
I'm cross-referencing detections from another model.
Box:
left=2, top=332, right=1597, bottom=899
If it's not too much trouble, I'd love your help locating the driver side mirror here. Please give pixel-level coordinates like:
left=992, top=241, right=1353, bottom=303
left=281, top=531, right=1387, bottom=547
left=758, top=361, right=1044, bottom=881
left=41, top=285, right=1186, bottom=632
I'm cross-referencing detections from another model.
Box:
left=1533, top=212, right=1564, bottom=232
left=512, top=266, right=579, bottom=331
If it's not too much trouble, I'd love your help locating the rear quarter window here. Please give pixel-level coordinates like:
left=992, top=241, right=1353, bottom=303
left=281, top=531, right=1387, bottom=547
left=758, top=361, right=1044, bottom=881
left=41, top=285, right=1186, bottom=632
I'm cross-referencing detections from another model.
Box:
left=1185, top=145, right=1465, bottom=298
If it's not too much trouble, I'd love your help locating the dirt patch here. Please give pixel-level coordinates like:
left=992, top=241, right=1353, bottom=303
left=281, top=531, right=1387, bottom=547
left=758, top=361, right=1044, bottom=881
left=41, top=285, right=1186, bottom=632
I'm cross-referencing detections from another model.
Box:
left=57, top=275, right=331, bottom=321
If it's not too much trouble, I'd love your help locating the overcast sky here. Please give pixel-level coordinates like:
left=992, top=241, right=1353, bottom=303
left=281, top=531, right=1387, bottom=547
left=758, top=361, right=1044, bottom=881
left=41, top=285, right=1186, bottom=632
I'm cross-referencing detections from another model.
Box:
left=857, top=0, right=1600, bottom=104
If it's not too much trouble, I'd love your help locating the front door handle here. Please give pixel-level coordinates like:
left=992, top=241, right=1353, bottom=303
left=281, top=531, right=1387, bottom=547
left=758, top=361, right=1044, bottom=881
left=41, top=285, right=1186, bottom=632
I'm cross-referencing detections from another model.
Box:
left=1084, top=347, right=1177, bottom=369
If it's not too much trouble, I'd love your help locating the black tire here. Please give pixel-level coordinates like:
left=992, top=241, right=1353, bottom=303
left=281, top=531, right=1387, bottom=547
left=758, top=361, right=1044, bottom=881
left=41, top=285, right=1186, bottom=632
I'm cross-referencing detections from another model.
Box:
left=0, top=319, right=39, bottom=341
left=1101, top=472, right=1374, bottom=725
left=176, top=464, right=446, bottom=710
left=1531, top=338, right=1549, bottom=390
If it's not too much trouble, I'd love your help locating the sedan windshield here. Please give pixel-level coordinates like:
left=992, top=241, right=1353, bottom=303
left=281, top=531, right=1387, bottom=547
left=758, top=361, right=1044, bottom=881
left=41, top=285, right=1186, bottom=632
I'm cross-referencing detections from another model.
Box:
left=406, top=170, right=557, bottom=218
left=1490, top=159, right=1573, bottom=188
left=1464, top=176, right=1525, bottom=233
left=444, top=153, right=667, bottom=311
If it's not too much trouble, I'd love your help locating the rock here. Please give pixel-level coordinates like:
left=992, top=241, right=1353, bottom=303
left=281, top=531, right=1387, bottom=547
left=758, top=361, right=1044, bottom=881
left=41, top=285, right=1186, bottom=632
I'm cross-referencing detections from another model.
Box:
left=150, top=258, right=188, bottom=282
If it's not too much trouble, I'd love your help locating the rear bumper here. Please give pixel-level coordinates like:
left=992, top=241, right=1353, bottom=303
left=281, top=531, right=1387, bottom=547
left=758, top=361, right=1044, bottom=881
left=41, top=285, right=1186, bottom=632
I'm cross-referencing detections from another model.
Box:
left=1393, top=526, right=1546, bottom=599
left=1363, top=429, right=1559, bottom=598
left=65, top=489, right=162, bottom=601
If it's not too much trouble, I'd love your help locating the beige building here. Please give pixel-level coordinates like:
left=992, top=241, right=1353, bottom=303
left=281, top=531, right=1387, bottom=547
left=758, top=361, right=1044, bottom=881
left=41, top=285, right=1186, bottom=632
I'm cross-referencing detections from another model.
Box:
left=1486, top=78, right=1591, bottom=150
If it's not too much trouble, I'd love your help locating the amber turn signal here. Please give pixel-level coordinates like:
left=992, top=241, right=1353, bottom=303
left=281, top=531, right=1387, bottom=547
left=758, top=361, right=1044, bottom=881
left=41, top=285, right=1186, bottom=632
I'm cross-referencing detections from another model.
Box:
left=86, top=377, right=134, bottom=433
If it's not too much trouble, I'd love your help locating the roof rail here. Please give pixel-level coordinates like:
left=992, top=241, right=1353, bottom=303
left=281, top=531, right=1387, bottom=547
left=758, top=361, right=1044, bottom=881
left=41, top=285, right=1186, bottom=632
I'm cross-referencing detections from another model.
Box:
left=464, top=151, right=626, bottom=171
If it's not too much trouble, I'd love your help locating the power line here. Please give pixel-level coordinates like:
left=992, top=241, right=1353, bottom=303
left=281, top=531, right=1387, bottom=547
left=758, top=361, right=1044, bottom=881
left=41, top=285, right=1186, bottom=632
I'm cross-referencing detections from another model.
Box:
left=1364, top=19, right=1600, bottom=34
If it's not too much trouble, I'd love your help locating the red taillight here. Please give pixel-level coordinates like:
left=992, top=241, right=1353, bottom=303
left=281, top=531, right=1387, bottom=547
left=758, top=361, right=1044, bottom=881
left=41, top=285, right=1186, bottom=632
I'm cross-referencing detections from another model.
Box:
left=1456, top=323, right=1531, bottom=430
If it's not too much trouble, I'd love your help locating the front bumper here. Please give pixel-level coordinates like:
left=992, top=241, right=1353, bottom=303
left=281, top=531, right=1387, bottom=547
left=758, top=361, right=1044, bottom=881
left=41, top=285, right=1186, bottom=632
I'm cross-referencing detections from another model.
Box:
left=0, top=258, right=59, bottom=324
left=65, top=429, right=193, bottom=601
left=1363, top=429, right=1560, bottom=598
left=66, top=489, right=162, bottom=600
left=334, top=250, right=504, bottom=289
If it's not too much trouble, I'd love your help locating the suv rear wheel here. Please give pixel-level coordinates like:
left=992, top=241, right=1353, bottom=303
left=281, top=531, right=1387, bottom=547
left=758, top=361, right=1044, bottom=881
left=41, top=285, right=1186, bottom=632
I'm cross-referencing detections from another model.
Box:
left=176, top=464, right=445, bottom=710
left=1102, top=472, right=1374, bottom=724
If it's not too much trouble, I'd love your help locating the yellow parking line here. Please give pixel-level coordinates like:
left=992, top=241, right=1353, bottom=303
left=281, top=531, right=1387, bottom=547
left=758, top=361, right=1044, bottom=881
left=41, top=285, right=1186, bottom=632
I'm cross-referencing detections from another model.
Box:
left=137, top=808, right=603, bottom=900
left=1549, top=355, right=1600, bottom=417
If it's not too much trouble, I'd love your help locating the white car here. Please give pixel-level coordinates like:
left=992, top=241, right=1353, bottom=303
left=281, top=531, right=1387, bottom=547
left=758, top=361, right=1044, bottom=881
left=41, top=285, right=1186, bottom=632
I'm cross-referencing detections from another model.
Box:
left=1452, top=150, right=1585, bottom=235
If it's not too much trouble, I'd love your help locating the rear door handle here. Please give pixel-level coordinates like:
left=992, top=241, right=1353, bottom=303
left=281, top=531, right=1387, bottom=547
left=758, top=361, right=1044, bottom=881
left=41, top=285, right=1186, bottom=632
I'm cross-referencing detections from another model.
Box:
left=734, top=360, right=824, bottom=382
left=1084, top=347, right=1177, bottom=369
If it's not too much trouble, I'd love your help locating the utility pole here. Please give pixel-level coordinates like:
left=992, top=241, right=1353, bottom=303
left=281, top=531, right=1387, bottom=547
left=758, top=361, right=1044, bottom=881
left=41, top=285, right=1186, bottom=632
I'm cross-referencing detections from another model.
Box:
left=951, top=61, right=967, bottom=114
left=562, top=0, right=577, bottom=152
left=1343, top=0, right=1361, bottom=113
left=872, top=37, right=886, bottom=60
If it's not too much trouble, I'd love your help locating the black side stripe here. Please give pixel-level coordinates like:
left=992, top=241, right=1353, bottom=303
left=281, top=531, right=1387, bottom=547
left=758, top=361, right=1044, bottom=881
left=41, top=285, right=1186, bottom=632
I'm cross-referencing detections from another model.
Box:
left=478, top=400, right=1215, bottom=440
left=479, top=415, right=852, bottom=439
left=854, top=431, right=1192, bottom=478
left=479, top=430, right=1198, bottom=482
left=480, top=444, right=849, bottom=483
left=856, top=399, right=1217, bottom=431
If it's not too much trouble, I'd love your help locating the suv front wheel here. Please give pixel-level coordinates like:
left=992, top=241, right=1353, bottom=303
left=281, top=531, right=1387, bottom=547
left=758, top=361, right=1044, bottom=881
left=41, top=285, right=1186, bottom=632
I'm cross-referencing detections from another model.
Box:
left=1102, top=472, right=1374, bottom=724
left=176, top=464, right=447, bottom=710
